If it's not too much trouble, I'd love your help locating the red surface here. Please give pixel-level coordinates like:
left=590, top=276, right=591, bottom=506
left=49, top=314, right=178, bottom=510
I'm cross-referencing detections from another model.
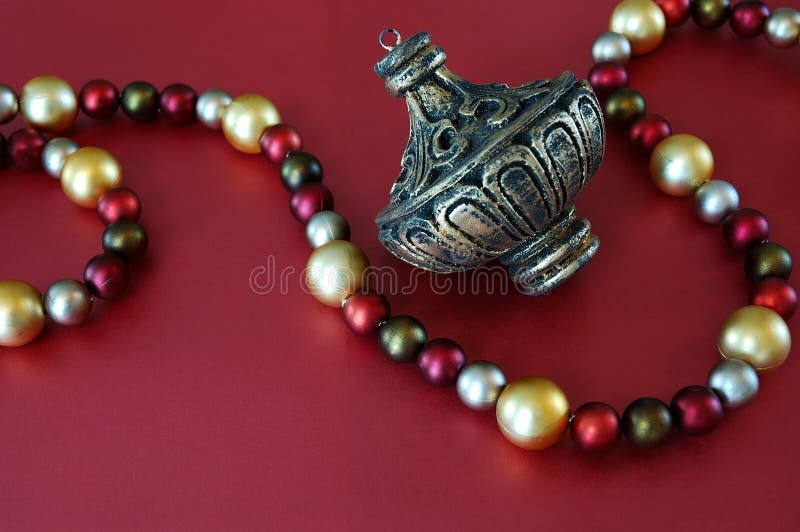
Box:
left=2, top=1, right=800, bottom=530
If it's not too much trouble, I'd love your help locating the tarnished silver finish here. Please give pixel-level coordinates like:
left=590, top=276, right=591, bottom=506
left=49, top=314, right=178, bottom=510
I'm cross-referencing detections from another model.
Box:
left=44, top=279, right=93, bottom=326
left=196, top=89, right=232, bottom=129
left=305, top=210, right=351, bottom=248
left=42, top=137, right=79, bottom=178
left=694, top=180, right=739, bottom=224
left=764, top=7, right=800, bottom=48
left=708, top=359, right=759, bottom=409
left=0, top=84, right=18, bottom=124
left=457, top=361, right=506, bottom=411
left=375, top=32, right=604, bottom=295
left=591, top=32, right=632, bottom=64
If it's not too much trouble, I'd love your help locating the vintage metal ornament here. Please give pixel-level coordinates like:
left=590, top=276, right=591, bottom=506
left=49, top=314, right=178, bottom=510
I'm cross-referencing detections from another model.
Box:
left=374, top=30, right=605, bottom=295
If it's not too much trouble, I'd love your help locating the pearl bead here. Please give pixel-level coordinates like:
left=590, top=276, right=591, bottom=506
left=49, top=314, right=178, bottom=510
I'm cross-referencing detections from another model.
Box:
left=342, top=291, right=390, bottom=335
left=43, top=279, right=92, bottom=326
left=656, top=0, right=691, bottom=27
left=588, top=62, right=629, bottom=98
left=19, top=75, right=78, bottom=133
left=102, top=221, right=149, bottom=262
left=718, top=305, right=791, bottom=372
left=764, top=7, right=800, bottom=48
left=610, top=0, right=666, bottom=55
left=722, top=208, right=769, bottom=252
left=60, top=147, right=123, bottom=208
left=306, top=211, right=351, bottom=249
left=0, top=84, right=18, bottom=124
left=7, top=128, right=47, bottom=170
left=159, top=83, right=197, bottom=125
left=495, top=376, right=570, bottom=450
left=744, top=242, right=792, bottom=282
left=305, top=240, right=369, bottom=307
left=621, top=397, right=673, bottom=448
left=0, top=280, right=45, bottom=347
left=41, top=137, right=79, bottom=178
left=289, top=183, right=334, bottom=223
left=222, top=94, right=281, bottom=153
left=456, top=361, right=506, bottom=411
left=670, top=385, right=723, bottom=435
left=650, top=134, right=714, bottom=196
left=196, top=89, right=232, bottom=130
left=260, top=124, right=303, bottom=164
left=281, top=152, right=323, bottom=191
left=693, top=180, right=739, bottom=224
left=120, top=81, right=159, bottom=123
left=569, top=402, right=622, bottom=453
left=730, top=1, right=770, bottom=38
left=591, top=31, right=632, bottom=64
left=750, top=278, right=797, bottom=320
left=83, top=253, right=131, bottom=300
left=691, top=0, right=732, bottom=29
left=605, top=88, right=646, bottom=127
left=78, top=79, right=119, bottom=120
left=97, top=187, right=142, bottom=225
left=378, top=315, right=427, bottom=362
left=417, top=338, right=466, bottom=386
left=708, top=359, right=759, bottom=408
left=629, top=114, right=671, bottom=153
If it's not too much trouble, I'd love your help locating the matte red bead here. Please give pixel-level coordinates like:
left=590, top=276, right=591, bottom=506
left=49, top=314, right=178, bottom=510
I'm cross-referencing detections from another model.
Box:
left=588, top=62, right=629, bottom=98
left=417, top=338, right=466, bottom=386
left=342, top=291, right=391, bottom=335
left=570, top=402, right=622, bottom=453
left=7, top=128, right=46, bottom=170
left=261, top=124, right=303, bottom=164
left=97, top=187, right=142, bottom=225
left=722, top=208, right=769, bottom=252
left=83, top=253, right=131, bottom=300
left=670, top=385, right=723, bottom=435
left=79, top=79, right=119, bottom=120
left=750, top=278, right=797, bottom=320
left=656, top=0, right=691, bottom=26
left=628, top=114, right=672, bottom=153
left=730, top=1, right=770, bottom=38
left=159, top=83, right=197, bottom=125
left=289, top=183, right=333, bottom=223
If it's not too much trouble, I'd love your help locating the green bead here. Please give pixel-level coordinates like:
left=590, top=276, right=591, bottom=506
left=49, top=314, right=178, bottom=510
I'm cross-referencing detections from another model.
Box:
left=621, top=397, right=673, bottom=448
left=691, top=0, right=731, bottom=29
left=379, top=315, right=427, bottom=363
left=120, top=81, right=159, bottom=123
left=280, top=152, right=323, bottom=191
left=745, top=242, right=793, bottom=282
left=605, top=88, right=646, bottom=128
left=102, top=220, right=149, bottom=262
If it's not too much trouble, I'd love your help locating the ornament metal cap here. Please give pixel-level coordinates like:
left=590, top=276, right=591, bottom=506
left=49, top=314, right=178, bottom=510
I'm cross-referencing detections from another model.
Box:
left=374, top=31, right=605, bottom=295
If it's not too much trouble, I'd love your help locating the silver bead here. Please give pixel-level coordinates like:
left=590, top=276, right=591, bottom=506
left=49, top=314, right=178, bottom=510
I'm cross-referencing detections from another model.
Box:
left=44, top=279, right=93, bottom=326
left=306, top=211, right=351, bottom=248
left=41, top=137, right=79, bottom=179
left=764, top=7, right=800, bottom=48
left=0, top=84, right=18, bottom=124
left=708, top=359, right=759, bottom=409
left=456, top=361, right=506, bottom=411
left=693, top=180, right=739, bottom=224
left=591, top=31, right=632, bottom=64
left=196, top=89, right=232, bottom=129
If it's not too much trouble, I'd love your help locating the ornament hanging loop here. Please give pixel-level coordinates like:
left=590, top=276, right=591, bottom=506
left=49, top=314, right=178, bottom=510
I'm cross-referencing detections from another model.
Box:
left=379, top=29, right=402, bottom=51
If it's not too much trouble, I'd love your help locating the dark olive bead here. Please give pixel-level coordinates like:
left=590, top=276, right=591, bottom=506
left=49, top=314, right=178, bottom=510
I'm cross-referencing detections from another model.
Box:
left=378, top=315, right=427, bottom=363
left=280, top=152, right=323, bottom=191
left=691, top=0, right=731, bottom=29
left=621, top=397, right=673, bottom=448
left=102, top=220, right=149, bottom=262
left=120, top=81, right=159, bottom=123
left=745, top=242, right=793, bottom=282
left=605, top=88, right=646, bottom=128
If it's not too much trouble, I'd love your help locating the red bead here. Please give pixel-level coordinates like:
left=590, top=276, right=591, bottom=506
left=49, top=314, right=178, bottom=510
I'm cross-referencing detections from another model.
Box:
left=417, top=338, right=466, bottom=386
left=750, top=278, right=797, bottom=320
left=722, top=208, right=769, bottom=252
left=670, top=385, right=723, bottom=435
left=83, top=253, right=131, bottom=300
left=261, top=124, right=303, bottom=164
left=730, top=1, right=770, bottom=38
left=79, top=79, right=119, bottom=120
left=628, top=114, right=672, bottom=153
left=342, top=291, right=391, bottom=335
left=587, top=62, right=629, bottom=98
left=570, top=402, right=622, bottom=453
left=159, top=83, right=197, bottom=125
left=656, top=0, right=691, bottom=27
left=97, top=187, right=142, bottom=225
left=289, top=183, right=333, bottom=223
left=7, top=128, right=46, bottom=170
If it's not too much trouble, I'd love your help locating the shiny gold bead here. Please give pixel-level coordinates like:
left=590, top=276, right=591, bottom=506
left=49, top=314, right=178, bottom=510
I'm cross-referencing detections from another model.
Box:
left=610, top=0, right=666, bottom=55
left=605, top=88, right=646, bottom=128
left=718, top=305, right=791, bottom=372
left=221, top=94, right=281, bottom=153
left=19, top=75, right=78, bottom=133
left=60, top=147, right=123, bottom=208
left=495, top=376, right=570, bottom=450
left=305, top=240, right=370, bottom=307
left=650, top=134, right=714, bottom=196
left=0, top=280, right=45, bottom=347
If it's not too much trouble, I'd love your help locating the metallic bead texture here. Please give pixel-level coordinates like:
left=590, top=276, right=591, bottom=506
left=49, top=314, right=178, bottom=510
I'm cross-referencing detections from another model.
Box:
left=7, top=128, right=47, bottom=170
left=650, top=134, right=714, bottom=196
left=722, top=208, right=769, bottom=251
left=750, top=278, right=797, bottom=320
left=730, top=1, right=771, bottom=38
left=43, top=279, right=93, bottom=326
left=621, top=397, right=673, bottom=448
left=656, top=0, right=692, bottom=27
left=83, top=253, right=131, bottom=300
left=670, top=385, right=723, bottom=435
left=718, top=305, right=791, bottom=372
left=120, top=81, right=160, bottom=123
left=591, top=31, right=632, bottom=63
left=378, top=315, right=427, bottom=363
left=764, top=7, right=800, bottom=47
left=610, top=0, right=666, bottom=55
left=691, top=0, right=732, bottom=29
left=196, top=89, right=232, bottom=130
left=629, top=114, right=671, bottom=153
left=306, top=211, right=351, bottom=249
left=570, top=402, right=622, bottom=453
left=159, top=83, right=197, bottom=125
left=281, top=152, right=323, bottom=191
left=0, top=280, right=46, bottom=347
left=744, top=242, right=793, bottom=282
left=342, top=291, right=390, bottom=335
left=60, top=147, right=123, bottom=208
left=102, top=221, right=149, bottom=262
left=496, top=376, right=570, bottom=450
left=289, top=183, right=334, bottom=223
left=456, top=361, right=507, bottom=411
left=260, top=124, right=303, bottom=164
left=708, top=359, right=759, bottom=408
left=304, top=240, right=369, bottom=307
left=0, top=84, right=18, bottom=124
left=97, top=187, right=142, bottom=225
left=693, top=180, right=739, bottom=224
left=417, top=338, right=466, bottom=386
left=588, top=62, right=629, bottom=98
left=19, top=75, right=78, bottom=133
left=222, top=94, right=281, bottom=153
left=41, top=137, right=79, bottom=179
left=79, top=79, right=120, bottom=120
left=605, top=88, right=646, bottom=127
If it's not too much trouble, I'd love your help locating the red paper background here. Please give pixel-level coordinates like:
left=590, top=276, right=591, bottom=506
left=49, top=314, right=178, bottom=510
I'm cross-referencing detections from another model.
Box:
left=2, top=0, right=799, bottom=530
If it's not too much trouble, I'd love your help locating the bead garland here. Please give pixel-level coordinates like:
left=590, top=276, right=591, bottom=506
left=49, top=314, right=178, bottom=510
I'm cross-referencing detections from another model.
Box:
left=0, top=0, right=797, bottom=453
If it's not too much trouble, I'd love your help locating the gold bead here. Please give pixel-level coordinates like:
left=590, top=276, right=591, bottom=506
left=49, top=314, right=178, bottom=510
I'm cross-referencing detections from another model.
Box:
left=719, top=306, right=791, bottom=372
left=305, top=241, right=370, bottom=307
left=495, top=376, right=570, bottom=450
left=610, top=0, right=667, bottom=55
left=19, top=75, right=78, bottom=133
left=221, top=94, right=281, bottom=153
left=0, top=280, right=45, bottom=347
left=60, top=147, right=123, bottom=208
left=650, top=134, right=714, bottom=196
